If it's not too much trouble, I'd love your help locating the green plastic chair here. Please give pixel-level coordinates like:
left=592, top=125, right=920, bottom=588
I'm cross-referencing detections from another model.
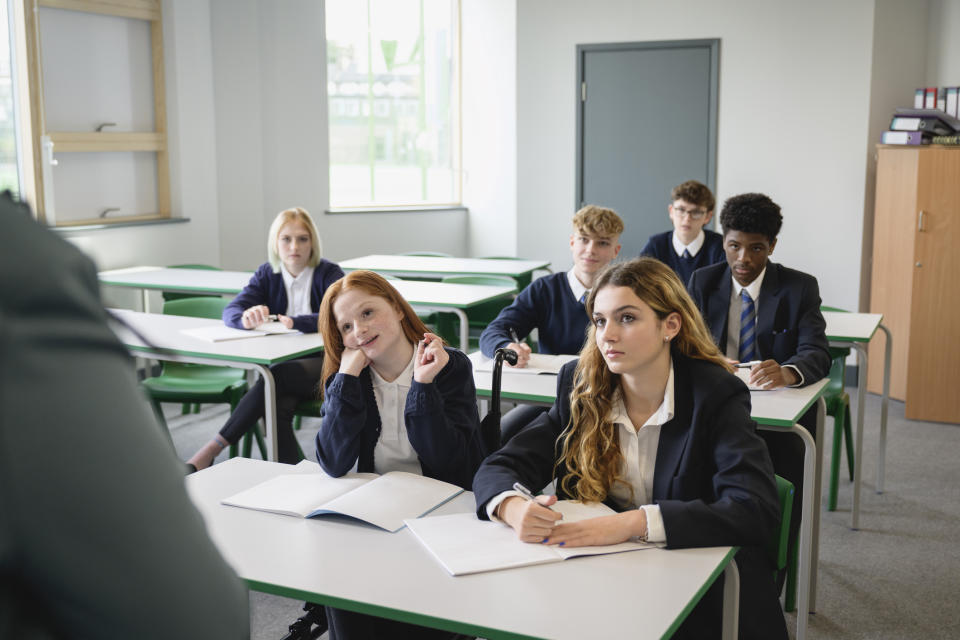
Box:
left=479, top=255, right=534, bottom=289
left=821, top=306, right=856, bottom=512
left=142, top=298, right=261, bottom=457
left=162, top=264, right=223, bottom=303
left=771, top=475, right=798, bottom=612
left=434, top=275, right=517, bottom=350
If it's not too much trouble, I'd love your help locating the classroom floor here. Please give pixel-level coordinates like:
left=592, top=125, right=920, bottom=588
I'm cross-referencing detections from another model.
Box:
left=166, top=390, right=960, bottom=640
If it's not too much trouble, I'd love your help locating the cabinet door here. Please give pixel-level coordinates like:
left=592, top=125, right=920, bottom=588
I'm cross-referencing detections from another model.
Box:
left=906, top=148, right=960, bottom=423
left=868, top=148, right=919, bottom=400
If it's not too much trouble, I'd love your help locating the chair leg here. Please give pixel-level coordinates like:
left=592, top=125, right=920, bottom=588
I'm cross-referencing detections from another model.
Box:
left=241, top=429, right=253, bottom=458
left=192, top=403, right=202, bottom=414
left=843, top=402, right=855, bottom=481
left=252, top=422, right=267, bottom=460
left=150, top=398, right=168, bottom=430
left=180, top=402, right=190, bottom=415
left=829, top=409, right=843, bottom=512
left=228, top=441, right=240, bottom=459
left=293, top=414, right=302, bottom=431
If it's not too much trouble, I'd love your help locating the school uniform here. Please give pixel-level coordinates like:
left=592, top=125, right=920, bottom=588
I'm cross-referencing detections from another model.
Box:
left=473, top=354, right=787, bottom=640
left=217, top=259, right=344, bottom=463
left=641, top=228, right=725, bottom=285
left=687, top=260, right=831, bottom=591
left=315, top=347, right=484, bottom=640
left=478, top=270, right=591, bottom=442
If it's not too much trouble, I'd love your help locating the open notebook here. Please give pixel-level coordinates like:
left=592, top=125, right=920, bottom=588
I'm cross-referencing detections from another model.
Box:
left=221, top=470, right=462, bottom=532
left=474, top=353, right=578, bottom=375
left=405, top=500, right=661, bottom=576
left=181, top=321, right=300, bottom=342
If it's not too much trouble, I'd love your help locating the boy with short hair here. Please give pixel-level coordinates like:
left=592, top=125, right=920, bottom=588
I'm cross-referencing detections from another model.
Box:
left=479, top=204, right=624, bottom=441
left=641, top=179, right=724, bottom=284
left=687, top=191, right=830, bottom=590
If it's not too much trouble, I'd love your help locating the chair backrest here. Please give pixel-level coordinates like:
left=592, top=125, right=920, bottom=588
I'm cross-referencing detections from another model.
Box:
left=400, top=251, right=453, bottom=257
left=441, top=274, right=518, bottom=288
left=820, top=305, right=851, bottom=391
left=769, top=474, right=795, bottom=572
left=479, top=256, right=523, bottom=260
left=163, top=296, right=230, bottom=320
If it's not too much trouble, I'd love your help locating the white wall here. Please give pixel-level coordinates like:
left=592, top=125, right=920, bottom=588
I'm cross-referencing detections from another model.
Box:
left=928, top=0, right=960, bottom=84
left=515, top=0, right=879, bottom=308
left=209, top=0, right=467, bottom=269
left=462, top=0, right=517, bottom=257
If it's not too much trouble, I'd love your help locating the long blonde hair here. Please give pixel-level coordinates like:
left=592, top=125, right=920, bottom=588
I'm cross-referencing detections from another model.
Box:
left=557, top=257, right=730, bottom=502
left=317, top=271, right=433, bottom=396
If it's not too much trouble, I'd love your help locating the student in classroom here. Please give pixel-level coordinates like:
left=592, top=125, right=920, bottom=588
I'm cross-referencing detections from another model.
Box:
left=478, top=204, right=624, bottom=442
left=473, top=257, right=787, bottom=640
left=315, top=269, right=485, bottom=639
left=686, top=192, right=831, bottom=589
left=186, top=207, right=344, bottom=470
left=640, top=179, right=725, bottom=284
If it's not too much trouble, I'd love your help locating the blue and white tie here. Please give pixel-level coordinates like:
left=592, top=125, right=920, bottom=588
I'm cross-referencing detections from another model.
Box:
left=682, top=249, right=692, bottom=259
left=738, top=290, right=757, bottom=363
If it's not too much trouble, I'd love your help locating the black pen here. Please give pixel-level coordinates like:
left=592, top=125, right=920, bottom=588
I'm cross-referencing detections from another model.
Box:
left=735, top=360, right=761, bottom=368
left=509, top=328, right=521, bottom=344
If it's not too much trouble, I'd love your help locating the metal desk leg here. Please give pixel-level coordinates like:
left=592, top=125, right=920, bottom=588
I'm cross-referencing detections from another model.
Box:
left=852, top=344, right=867, bottom=530
left=451, top=308, right=469, bottom=352
left=877, top=324, right=892, bottom=494
left=810, top=397, right=825, bottom=612
left=255, top=364, right=279, bottom=462
left=785, top=423, right=816, bottom=640
left=721, top=559, right=740, bottom=640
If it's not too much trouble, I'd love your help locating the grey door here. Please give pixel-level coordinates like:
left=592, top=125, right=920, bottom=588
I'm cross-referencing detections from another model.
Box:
left=576, top=40, right=719, bottom=258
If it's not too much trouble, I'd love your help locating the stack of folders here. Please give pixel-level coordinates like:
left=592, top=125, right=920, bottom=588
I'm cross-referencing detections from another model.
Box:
left=882, top=107, right=960, bottom=145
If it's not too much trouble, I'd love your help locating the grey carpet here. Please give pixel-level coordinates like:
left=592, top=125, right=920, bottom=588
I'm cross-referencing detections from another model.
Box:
left=165, top=391, right=960, bottom=640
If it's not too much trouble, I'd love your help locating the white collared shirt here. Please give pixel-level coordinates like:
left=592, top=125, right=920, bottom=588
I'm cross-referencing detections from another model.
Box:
left=566, top=268, right=589, bottom=305
left=369, top=352, right=422, bottom=475
left=486, top=366, right=675, bottom=544
left=725, top=266, right=803, bottom=385
left=671, top=229, right=706, bottom=258
left=281, top=265, right=314, bottom=317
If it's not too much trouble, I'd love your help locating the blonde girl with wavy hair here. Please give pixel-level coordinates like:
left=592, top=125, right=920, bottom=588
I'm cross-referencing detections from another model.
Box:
left=472, top=257, right=788, bottom=639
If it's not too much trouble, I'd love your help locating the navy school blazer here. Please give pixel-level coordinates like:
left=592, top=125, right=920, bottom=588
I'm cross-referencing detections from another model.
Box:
left=315, top=347, right=485, bottom=490
left=686, top=261, right=831, bottom=386
left=222, top=260, right=345, bottom=334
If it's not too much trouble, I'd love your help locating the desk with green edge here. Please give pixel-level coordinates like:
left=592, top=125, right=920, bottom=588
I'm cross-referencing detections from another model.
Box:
left=187, top=457, right=741, bottom=639
left=98, top=267, right=516, bottom=351
left=339, top=254, right=550, bottom=289
left=468, top=352, right=828, bottom=640
left=823, top=311, right=892, bottom=531
left=109, top=309, right=324, bottom=462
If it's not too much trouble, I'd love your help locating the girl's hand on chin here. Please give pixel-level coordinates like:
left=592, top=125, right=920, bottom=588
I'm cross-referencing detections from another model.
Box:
left=339, top=347, right=371, bottom=377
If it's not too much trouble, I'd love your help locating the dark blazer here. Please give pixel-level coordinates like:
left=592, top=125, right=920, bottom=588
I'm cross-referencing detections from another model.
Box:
left=473, top=353, right=785, bottom=639
left=473, top=352, right=787, bottom=638
left=315, top=348, right=484, bottom=490
left=687, top=261, right=831, bottom=385
left=223, top=260, right=345, bottom=334
left=640, top=228, right=726, bottom=285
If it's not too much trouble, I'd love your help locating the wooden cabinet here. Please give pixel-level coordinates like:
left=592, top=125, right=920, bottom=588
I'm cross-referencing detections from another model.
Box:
left=868, top=146, right=960, bottom=423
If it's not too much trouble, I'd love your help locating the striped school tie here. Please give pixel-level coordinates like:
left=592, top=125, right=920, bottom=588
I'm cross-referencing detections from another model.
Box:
left=738, top=290, right=757, bottom=363
left=682, top=249, right=692, bottom=259
left=580, top=291, right=589, bottom=305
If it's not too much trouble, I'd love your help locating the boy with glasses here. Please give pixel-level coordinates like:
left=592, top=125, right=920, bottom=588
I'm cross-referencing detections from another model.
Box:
left=641, top=180, right=724, bottom=284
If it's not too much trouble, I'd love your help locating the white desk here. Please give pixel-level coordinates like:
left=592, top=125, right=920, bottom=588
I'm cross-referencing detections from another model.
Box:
left=187, top=458, right=741, bottom=639
left=98, top=267, right=515, bottom=351
left=468, top=352, right=827, bottom=640
left=109, top=309, right=324, bottom=462
left=823, top=311, right=892, bottom=530
left=339, top=254, right=550, bottom=288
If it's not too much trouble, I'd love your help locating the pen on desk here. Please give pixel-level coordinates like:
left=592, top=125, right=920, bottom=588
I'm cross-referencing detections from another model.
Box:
left=509, top=328, right=521, bottom=344
left=735, top=360, right=762, bottom=368
left=512, top=482, right=554, bottom=511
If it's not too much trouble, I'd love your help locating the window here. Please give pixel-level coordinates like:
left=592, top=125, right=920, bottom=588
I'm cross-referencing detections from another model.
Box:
left=326, top=0, right=460, bottom=209
left=0, top=0, right=20, bottom=198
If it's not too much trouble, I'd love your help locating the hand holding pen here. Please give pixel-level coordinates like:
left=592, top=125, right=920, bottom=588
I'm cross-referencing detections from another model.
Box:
left=498, top=482, right=561, bottom=543
left=506, top=328, right=532, bottom=368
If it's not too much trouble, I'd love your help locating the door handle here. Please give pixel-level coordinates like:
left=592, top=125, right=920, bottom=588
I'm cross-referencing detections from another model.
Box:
left=918, top=210, right=925, bottom=232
